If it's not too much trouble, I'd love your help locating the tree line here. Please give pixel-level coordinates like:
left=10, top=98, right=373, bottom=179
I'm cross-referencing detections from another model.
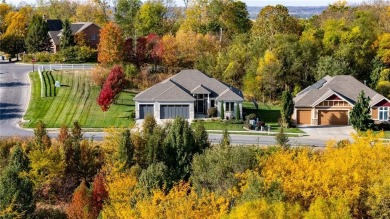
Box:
left=1, top=118, right=390, bottom=218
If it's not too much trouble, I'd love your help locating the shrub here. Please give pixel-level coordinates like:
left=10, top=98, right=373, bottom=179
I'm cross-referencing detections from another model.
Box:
left=35, top=52, right=52, bottom=62
left=207, top=107, right=217, bottom=118
left=91, top=66, right=110, bottom=86
left=245, top=113, right=257, bottom=121
left=60, top=46, right=97, bottom=63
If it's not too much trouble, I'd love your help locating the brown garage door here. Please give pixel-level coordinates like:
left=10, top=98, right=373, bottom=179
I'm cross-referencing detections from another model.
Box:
left=318, top=110, right=348, bottom=125
left=297, top=110, right=311, bottom=125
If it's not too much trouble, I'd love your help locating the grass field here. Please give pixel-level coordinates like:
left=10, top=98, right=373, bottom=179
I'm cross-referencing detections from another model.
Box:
left=23, top=70, right=135, bottom=128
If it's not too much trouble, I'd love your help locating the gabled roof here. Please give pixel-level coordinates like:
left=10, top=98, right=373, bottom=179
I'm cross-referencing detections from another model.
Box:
left=57, top=22, right=98, bottom=37
left=294, top=75, right=386, bottom=107
left=191, top=84, right=211, bottom=94
left=48, top=31, right=61, bottom=45
left=46, top=19, right=63, bottom=31
left=134, top=69, right=244, bottom=102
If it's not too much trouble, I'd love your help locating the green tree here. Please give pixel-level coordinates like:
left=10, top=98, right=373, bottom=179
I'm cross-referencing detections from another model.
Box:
left=114, top=0, right=141, bottom=38
left=163, top=117, right=196, bottom=181
left=220, top=101, right=225, bottom=119
left=60, top=19, right=74, bottom=49
left=191, top=145, right=257, bottom=196
left=235, top=102, right=241, bottom=120
left=25, top=15, right=51, bottom=53
left=315, top=56, right=355, bottom=81
left=221, top=129, right=230, bottom=147
left=0, top=145, right=35, bottom=218
left=117, top=129, right=134, bottom=168
left=220, top=1, right=251, bottom=37
left=138, top=162, right=169, bottom=194
left=192, top=121, right=210, bottom=151
left=34, top=120, right=51, bottom=150
left=145, top=126, right=165, bottom=166
left=142, top=114, right=156, bottom=137
left=0, top=34, right=25, bottom=60
left=349, top=90, right=371, bottom=131
left=280, top=90, right=294, bottom=128
left=135, top=1, right=167, bottom=36
left=275, top=127, right=290, bottom=149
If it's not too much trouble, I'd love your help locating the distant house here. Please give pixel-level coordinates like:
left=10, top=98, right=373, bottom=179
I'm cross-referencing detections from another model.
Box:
left=134, top=69, right=244, bottom=120
left=46, top=19, right=100, bottom=53
left=293, top=75, right=390, bottom=126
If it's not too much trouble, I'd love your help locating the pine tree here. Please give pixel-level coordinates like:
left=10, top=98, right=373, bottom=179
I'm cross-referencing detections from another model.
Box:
left=235, top=103, right=240, bottom=120
left=221, top=129, right=230, bottom=147
left=34, top=120, right=51, bottom=150
left=118, top=129, right=134, bottom=168
left=60, top=19, right=74, bottom=49
left=192, top=121, right=210, bottom=151
left=25, top=15, right=51, bottom=53
left=276, top=127, right=290, bottom=149
left=281, top=90, right=294, bottom=128
left=59, top=124, right=70, bottom=144
left=0, top=145, right=35, bottom=218
left=350, top=91, right=372, bottom=131
left=163, top=117, right=196, bottom=181
left=220, top=101, right=225, bottom=119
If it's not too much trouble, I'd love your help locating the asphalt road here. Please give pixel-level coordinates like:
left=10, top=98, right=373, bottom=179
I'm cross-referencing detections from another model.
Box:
left=0, top=62, right=34, bottom=136
left=0, top=62, right=344, bottom=147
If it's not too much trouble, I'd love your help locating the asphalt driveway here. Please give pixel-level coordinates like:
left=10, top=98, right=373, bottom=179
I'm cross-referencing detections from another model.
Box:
left=298, top=125, right=356, bottom=140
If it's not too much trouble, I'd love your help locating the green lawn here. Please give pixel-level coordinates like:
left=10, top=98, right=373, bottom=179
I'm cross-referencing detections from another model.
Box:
left=23, top=71, right=135, bottom=128
left=243, top=101, right=281, bottom=123
left=200, top=121, right=246, bottom=131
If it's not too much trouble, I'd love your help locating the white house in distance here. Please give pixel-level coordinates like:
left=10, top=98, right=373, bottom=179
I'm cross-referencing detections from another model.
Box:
left=293, top=75, right=390, bottom=126
left=133, top=69, right=244, bottom=121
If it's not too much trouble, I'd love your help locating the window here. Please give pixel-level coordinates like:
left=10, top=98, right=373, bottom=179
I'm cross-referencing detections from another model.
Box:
left=379, top=107, right=389, bottom=121
left=225, top=102, right=234, bottom=112
left=210, top=100, right=215, bottom=107
left=91, top=34, right=96, bottom=40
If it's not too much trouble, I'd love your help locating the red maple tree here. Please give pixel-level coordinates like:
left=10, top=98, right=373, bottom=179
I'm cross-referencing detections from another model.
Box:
left=91, top=173, right=108, bottom=218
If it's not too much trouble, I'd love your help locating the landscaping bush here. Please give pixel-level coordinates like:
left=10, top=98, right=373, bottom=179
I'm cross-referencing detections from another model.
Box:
left=60, top=46, right=78, bottom=62
left=245, top=113, right=257, bottom=121
left=207, top=107, right=217, bottom=118
left=77, top=46, right=97, bottom=62
left=35, top=52, right=52, bottom=62
left=91, top=66, right=110, bottom=86
left=372, top=122, right=390, bottom=131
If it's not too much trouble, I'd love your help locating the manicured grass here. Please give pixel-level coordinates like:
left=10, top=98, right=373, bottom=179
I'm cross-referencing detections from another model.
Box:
left=24, top=71, right=135, bottom=128
left=243, top=101, right=281, bottom=123
left=365, top=131, right=390, bottom=139
left=200, top=121, right=246, bottom=131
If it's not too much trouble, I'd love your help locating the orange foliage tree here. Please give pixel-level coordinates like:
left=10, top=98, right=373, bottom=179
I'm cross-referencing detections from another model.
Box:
left=91, top=173, right=108, bottom=218
left=66, top=181, right=92, bottom=219
left=98, top=22, right=124, bottom=65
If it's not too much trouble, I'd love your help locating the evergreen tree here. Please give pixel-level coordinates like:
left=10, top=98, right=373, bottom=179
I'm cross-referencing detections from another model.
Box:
left=34, top=120, right=51, bottom=150
left=0, top=145, right=35, bottom=218
left=350, top=91, right=372, bottom=131
left=221, top=129, right=230, bottom=147
left=281, top=90, right=295, bottom=128
left=145, top=126, right=165, bottom=166
left=192, top=121, right=210, bottom=151
left=163, top=117, right=196, bottom=181
left=235, top=103, right=241, bottom=120
left=60, top=19, right=74, bottom=49
left=220, top=101, right=225, bottom=119
left=25, top=15, right=51, bottom=53
left=276, top=127, right=290, bottom=149
left=118, top=129, right=134, bottom=168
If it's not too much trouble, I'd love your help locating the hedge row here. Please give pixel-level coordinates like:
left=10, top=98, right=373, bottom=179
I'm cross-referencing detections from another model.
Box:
left=23, top=46, right=97, bottom=63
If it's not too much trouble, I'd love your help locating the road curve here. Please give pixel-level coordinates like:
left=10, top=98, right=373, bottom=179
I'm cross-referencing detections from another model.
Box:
left=0, top=62, right=34, bottom=136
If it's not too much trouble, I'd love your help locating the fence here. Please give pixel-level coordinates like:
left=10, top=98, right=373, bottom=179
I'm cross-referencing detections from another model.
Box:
left=38, top=64, right=95, bottom=72
left=37, top=64, right=95, bottom=97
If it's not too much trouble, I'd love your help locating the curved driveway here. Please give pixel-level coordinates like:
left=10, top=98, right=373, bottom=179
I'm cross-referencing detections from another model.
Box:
left=0, top=62, right=34, bottom=136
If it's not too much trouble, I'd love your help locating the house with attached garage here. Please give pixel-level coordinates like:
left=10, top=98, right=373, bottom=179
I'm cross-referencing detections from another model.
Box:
left=133, top=69, right=244, bottom=121
left=293, top=75, right=390, bottom=126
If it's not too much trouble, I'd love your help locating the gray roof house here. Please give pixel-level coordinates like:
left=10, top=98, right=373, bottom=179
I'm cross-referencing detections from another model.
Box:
left=134, top=69, right=244, bottom=120
left=294, top=75, right=390, bottom=126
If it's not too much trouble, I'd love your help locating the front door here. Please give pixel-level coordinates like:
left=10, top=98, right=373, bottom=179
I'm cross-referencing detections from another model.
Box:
left=195, top=94, right=206, bottom=114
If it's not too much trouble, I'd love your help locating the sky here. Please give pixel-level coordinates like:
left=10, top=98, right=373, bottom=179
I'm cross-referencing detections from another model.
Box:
left=9, top=0, right=367, bottom=7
